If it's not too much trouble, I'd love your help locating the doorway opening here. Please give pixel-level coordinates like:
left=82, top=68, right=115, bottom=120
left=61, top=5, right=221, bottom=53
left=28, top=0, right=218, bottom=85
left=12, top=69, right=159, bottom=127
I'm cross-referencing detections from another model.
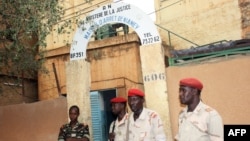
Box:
left=90, top=89, right=116, bottom=141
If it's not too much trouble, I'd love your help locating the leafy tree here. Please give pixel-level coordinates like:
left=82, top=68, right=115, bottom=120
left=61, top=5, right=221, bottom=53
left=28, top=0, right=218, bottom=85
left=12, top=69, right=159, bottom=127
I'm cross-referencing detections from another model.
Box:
left=0, top=0, right=93, bottom=99
left=0, top=0, right=64, bottom=79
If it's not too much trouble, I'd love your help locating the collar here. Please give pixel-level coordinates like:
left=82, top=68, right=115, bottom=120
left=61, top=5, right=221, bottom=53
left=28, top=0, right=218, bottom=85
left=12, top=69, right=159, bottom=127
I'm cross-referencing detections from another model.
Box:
left=182, top=101, right=204, bottom=114
left=136, top=107, right=146, bottom=120
left=67, top=121, right=80, bottom=128
left=116, top=113, right=129, bottom=125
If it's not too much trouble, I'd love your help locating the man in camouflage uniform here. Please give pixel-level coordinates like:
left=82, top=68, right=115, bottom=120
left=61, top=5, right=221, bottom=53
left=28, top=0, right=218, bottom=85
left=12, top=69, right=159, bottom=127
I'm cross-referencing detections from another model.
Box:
left=58, top=105, right=90, bottom=141
left=175, top=77, right=223, bottom=141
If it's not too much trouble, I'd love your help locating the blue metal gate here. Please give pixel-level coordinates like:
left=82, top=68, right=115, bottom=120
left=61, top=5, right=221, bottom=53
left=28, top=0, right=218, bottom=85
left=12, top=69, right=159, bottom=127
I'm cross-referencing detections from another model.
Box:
left=90, top=91, right=107, bottom=141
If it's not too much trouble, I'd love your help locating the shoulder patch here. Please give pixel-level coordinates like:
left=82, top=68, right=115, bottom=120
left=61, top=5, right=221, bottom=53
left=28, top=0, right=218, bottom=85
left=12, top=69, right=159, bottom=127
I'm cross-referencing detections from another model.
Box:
left=150, top=112, right=158, bottom=118
left=205, top=108, right=214, bottom=112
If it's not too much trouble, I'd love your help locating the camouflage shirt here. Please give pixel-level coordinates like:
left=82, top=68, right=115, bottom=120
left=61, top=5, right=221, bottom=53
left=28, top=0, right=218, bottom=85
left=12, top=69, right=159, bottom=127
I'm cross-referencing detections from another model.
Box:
left=58, top=122, right=90, bottom=141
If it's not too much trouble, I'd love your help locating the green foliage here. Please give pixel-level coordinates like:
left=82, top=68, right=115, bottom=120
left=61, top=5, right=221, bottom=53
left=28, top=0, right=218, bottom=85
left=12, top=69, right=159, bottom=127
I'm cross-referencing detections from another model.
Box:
left=0, top=0, right=64, bottom=78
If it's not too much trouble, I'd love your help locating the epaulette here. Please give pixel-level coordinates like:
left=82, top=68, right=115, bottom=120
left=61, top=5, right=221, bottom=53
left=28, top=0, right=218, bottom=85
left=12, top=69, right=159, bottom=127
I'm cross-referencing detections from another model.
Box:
left=150, top=112, right=158, bottom=118
left=205, top=108, right=214, bottom=112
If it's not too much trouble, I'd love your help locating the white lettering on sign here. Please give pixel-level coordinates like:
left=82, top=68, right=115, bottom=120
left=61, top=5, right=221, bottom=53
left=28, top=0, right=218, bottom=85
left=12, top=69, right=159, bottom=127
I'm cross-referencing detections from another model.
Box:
left=70, top=2, right=161, bottom=60
left=228, top=129, right=247, bottom=136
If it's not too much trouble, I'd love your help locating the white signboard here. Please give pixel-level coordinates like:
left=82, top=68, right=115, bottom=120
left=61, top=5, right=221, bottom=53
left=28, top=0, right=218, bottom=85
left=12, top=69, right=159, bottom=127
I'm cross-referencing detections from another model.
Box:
left=70, top=2, right=161, bottom=60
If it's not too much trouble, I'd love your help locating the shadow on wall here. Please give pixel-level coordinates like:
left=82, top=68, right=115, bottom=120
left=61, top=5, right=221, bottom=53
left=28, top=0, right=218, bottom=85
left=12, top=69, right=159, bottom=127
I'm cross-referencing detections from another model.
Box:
left=0, top=96, right=68, bottom=141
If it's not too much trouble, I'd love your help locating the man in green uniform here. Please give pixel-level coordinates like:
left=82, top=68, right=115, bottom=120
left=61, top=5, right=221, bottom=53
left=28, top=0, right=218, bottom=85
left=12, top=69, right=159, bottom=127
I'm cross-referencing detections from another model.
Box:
left=58, top=105, right=90, bottom=141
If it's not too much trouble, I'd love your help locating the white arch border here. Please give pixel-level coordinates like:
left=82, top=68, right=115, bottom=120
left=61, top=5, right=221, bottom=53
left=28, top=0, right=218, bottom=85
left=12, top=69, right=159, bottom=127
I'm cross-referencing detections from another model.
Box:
left=70, top=2, right=161, bottom=61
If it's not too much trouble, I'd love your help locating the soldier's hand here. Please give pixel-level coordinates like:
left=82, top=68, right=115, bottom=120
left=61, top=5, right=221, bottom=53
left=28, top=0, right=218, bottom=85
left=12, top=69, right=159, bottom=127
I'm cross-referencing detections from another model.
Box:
left=109, top=133, right=115, bottom=141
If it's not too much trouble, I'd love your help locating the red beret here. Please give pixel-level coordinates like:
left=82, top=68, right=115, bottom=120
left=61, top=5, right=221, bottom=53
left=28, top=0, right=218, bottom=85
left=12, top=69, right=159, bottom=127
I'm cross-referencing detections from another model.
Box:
left=110, top=97, right=127, bottom=103
left=128, top=88, right=144, bottom=97
left=180, top=78, right=203, bottom=90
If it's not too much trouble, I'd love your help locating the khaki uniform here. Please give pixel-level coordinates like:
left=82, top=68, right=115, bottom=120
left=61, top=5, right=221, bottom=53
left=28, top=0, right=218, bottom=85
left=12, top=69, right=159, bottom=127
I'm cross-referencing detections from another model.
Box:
left=128, top=108, right=166, bottom=141
left=109, top=113, right=129, bottom=141
left=175, top=101, right=223, bottom=141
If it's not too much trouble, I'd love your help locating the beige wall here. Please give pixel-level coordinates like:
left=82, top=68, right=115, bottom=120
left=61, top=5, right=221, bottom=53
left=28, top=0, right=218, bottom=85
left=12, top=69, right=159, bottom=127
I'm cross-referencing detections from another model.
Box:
left=166, top=55, right=250, bottom=139
left=0, top=97, right=68, bottom=141
left=156, top=0, right=242, bottom=49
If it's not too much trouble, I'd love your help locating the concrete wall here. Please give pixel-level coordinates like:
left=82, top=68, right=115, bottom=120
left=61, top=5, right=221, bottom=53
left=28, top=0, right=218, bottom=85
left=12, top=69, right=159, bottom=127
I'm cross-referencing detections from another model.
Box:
left=156, top=0, right=242, bottom=49
left=0, top=97, right=68, bottom=141
left=166, top=55, right=250, bottom=139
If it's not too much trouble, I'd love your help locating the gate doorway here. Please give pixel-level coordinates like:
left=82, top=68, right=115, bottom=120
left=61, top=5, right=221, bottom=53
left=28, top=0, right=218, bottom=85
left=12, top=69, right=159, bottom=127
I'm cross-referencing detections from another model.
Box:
left=90, top=89, right=116, bottom=141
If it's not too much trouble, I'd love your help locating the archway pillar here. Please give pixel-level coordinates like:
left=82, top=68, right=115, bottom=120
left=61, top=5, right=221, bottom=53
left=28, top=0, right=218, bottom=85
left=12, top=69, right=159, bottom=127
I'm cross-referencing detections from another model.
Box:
left=65, top=60, right=93, bottom=139
left=139, top=42, right=173, bottom=141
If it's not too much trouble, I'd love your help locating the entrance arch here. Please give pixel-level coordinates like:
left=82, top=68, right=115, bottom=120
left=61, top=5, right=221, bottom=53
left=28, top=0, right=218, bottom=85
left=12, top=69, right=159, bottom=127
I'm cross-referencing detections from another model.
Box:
left=66, top=2, right=173, bottom=141
left=70, top=2, right=161, bottom=60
